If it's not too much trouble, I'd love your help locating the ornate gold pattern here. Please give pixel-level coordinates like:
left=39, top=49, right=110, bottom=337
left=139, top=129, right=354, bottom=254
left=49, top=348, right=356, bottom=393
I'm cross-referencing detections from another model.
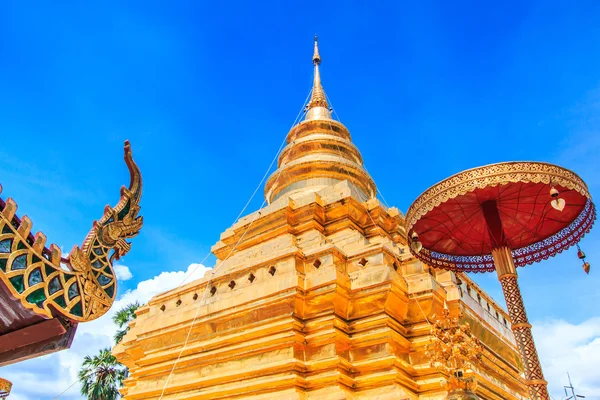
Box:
left=499, top=274, right=549, bottom=400
left=0, top=377, right=11, bottom=398
left=426, top=307, right=483, bottom=399
left=0, top=141, right=143, bottom=322
left=498, top=275, right=527, bottom=326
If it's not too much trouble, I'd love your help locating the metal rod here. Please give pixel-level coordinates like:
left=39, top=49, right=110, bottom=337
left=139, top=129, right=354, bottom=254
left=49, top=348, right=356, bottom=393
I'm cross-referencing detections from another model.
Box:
left=564, top=372, right=585, bottom=399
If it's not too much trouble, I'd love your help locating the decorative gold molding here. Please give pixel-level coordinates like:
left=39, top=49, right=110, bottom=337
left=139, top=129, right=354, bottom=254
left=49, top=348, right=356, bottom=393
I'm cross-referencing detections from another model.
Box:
left=426, top=307, right=484, bottom=399
left=0, top=141, right=143, bottom=322
left=426, top=308, right=483, bottom=375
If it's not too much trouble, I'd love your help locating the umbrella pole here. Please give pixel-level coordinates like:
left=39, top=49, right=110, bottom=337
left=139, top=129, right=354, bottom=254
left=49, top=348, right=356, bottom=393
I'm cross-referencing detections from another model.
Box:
left=492, top=247, right=549, bottom=400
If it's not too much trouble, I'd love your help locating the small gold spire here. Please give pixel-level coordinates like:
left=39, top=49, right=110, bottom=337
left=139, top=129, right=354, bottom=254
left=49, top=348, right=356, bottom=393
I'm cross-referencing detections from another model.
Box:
left=313, top=34, right=321, bottom=65
left=306, top=35, right=331, bottom=120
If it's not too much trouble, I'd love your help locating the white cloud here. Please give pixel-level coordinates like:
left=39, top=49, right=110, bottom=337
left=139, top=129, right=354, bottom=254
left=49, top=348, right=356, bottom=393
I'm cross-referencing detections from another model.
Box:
left=113, top=265, right=133, bottom=281
left=0, top=263, right=211, bottom=400
left=534, top=317, right=600, bottom=399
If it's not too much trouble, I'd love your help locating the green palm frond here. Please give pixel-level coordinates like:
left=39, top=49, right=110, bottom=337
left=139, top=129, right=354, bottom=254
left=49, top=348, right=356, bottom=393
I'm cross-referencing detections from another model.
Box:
left=78, top=348, right=125, bottom=400
left=112, top=302, right=140, bottom=328
left=112, top=302, right=140, bottom=344
left=79, top=303, right=142, bottom=398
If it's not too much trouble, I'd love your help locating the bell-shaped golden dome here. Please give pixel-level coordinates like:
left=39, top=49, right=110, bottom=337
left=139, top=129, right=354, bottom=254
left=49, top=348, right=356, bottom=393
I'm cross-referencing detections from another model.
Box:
left=264, top=37, right=376, bottom=203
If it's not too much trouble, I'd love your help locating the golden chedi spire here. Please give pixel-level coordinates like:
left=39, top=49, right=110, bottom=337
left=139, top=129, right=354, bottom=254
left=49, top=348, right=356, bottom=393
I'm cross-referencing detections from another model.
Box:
left=305, top=35, right=330, bottom=120
left=264, top=36, right=376, bottom=203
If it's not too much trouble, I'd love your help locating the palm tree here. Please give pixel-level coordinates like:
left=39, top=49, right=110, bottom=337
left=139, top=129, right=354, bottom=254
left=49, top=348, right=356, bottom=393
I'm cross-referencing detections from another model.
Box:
left=112, top=302, right=140, bottom=344
left=78, top=348, right=125, bottom=400
left=78, top=302, right=141, bottom=399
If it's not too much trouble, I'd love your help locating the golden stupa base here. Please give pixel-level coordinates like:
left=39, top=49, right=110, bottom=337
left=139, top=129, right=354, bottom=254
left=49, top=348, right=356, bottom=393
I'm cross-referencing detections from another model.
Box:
left=114, top=182, right=529, bottom=400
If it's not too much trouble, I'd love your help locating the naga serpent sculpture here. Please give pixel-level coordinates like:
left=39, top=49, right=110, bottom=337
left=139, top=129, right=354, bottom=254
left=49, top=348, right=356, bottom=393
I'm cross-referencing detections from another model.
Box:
left=0, top=141, right=143, bottom=322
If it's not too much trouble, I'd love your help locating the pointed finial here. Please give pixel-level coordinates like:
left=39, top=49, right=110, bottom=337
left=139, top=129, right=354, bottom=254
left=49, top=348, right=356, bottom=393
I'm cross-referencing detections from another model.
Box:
left=305, top=35, right=330, bottom=120
left=313, top=34, right=321, bottom=65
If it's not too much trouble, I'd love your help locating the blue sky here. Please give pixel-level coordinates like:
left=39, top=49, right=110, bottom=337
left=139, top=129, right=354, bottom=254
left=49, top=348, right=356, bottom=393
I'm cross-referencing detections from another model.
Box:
left=1, top=1, right=599, bottom=398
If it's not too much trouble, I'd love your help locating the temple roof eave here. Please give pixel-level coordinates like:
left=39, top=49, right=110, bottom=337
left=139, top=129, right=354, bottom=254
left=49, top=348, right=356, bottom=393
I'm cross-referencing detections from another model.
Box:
left=0, top=141, right=144, bottom=327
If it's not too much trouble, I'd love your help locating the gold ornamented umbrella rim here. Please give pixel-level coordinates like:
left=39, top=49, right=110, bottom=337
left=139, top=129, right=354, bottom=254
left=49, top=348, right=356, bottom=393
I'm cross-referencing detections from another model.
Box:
left=405, top=161, right=596, bottom=273
left=406, top=161, right=591, bottom=230
left=0, top=377, right=12, bottom=398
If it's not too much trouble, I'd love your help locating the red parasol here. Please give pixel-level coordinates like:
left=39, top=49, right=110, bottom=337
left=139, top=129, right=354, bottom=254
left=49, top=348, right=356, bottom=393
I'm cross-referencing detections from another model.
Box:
left=406, top=162, right=596, bottom=400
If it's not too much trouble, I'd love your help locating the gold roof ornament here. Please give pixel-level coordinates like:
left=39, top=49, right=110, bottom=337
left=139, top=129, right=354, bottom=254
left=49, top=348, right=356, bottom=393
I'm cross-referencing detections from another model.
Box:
left=426, top=305, right=483, bottom=400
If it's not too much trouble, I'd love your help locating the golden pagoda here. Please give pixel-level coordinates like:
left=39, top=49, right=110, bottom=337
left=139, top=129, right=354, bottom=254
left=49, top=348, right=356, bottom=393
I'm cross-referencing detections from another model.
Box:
left=114, top=38, right=529, bottom=399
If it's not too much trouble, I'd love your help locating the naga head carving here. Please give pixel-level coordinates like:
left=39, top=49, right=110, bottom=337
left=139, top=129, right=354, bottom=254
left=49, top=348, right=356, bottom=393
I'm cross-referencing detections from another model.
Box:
left=88, top=140, right=143, bottom=262
left=65, top=140, right=143, bottom=320
left=0, top=141, right=144, bottom=323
